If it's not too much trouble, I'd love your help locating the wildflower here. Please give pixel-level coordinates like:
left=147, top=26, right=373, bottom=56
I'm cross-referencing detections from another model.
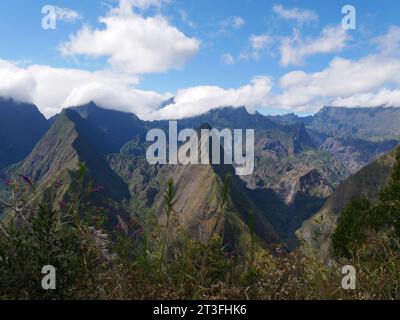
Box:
left=20, top=175, right=33, bottom=187
left=55, top=180, right=63, bottom=189
left=59, top=201, right=68, bottom=210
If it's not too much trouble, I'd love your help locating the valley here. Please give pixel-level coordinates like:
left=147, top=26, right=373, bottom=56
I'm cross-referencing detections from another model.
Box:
left=1, top=98, right=399, bottom=251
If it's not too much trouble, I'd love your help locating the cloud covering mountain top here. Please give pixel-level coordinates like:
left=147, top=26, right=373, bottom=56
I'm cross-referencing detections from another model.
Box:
left=1, top=1, right=400, bottom=120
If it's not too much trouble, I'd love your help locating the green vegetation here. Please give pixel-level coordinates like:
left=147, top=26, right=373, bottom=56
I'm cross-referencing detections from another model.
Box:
left=297, top=147, right=398, bottom=259
left=1, top=159, right=400, bottom=300
left=333, top=150, right=400, bottom=259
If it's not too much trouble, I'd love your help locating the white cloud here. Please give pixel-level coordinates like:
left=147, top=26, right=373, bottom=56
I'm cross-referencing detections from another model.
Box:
left=55, top=7, right=81, bottom=22
left=250, top=34, right=272, bottom=50
left=3, top=51, right=400, bottom=120
left=0, top=59, right=169, bottom=118
left=0, top=60, right=36, bottom=103
left=279, top=25, right=350, bottom=66
left=240, top=34, right=274, bottom=61
left=270, top=25, right=400, bottom=110
left=148, top=76, right=273, bottom=120
left=62, top=81, right=170, bottom=116
left=59, top=1, right=200, bottom=74
left=273, top=4, right=318, bottom=25
left=220, top=16, right=246, bottom=30
left=214, top=16, right=246, bottom=36
left=0, top=59, right=273, bottom=121
left=6, top=50, right=400, bottom=119
left=273, top=54, right=400, bottom=110
left=373, top=25, right=400, bottom=55
left=332, top=89, right=400, bottom=108
left=230, top=16, right=246, bottom=29
left=221, top=53, right=234, bottom=65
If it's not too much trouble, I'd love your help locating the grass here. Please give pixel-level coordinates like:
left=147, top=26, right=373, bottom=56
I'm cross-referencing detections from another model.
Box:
left=0, top=163, right=399, bottom=300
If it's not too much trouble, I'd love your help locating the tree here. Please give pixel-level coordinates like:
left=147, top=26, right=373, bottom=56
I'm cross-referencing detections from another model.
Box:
left=333, top=148, right=400, bottom=258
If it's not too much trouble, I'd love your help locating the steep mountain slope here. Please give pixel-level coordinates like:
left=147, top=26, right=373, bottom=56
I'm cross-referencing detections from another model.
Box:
left=296, top=148, right=398, bottom=258
left=0, top=98, right=49, bottom=170
left=121, top=129, right=288, bottom=252
left=15, top=109, right=129, bottom=201
left=5, top=103, right=398, bottom=252
left=172, top=107, right=336, bottom=203
left=149, top=107, right=398, bottom=246
left=107, top=112, right=324, bottom=248
left=150, top=160, right=285, bottom=253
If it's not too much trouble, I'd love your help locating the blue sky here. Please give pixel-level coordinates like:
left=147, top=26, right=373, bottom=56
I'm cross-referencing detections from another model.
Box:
left=1, top=0, right=400, bottom=119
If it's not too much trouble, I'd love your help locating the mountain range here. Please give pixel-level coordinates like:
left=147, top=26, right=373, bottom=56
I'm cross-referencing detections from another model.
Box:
left=1, top=98, right=399, bottom=252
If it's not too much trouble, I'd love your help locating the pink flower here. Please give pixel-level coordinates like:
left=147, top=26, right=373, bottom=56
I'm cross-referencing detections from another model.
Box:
left=21, top=175, right=33, bottom=187
left=55, top=180, right=63, bottom=190
left=59, top=201, right=68, bottom=210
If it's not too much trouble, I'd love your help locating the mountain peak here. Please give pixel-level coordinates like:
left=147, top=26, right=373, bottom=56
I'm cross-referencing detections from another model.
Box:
left=16, top=107, right=129, bottom=200
left=159, top=97, right=175, bottom=108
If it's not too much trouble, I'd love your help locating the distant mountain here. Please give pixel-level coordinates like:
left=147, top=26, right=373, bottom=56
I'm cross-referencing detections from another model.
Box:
left=3, top=102, right=400, bottom=251
left=111, top=106, right=399, bottom=246
left=319, top=138, right=399, bottom=175
left=296, top=147, right=399, bottom=259
left=184, top=108, right=337, bottom=200
left=0, top=98, right=49, bottom=170
left=267, top=113, right=314, bottom=126
left=308, top=106, right=400, bottom=141
left=178, top=107, right=281, bottom=130
left=268, top=106, right=400, bottom=142
left=18, top=106, right=291, bottom=250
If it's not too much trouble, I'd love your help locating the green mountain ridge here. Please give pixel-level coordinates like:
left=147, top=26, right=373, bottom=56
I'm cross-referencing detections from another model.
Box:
left=15, top=109, right=130, bottom=201
left=296, top=147, right=398, bottom=259
left=2, top=101, right=400, bottom=252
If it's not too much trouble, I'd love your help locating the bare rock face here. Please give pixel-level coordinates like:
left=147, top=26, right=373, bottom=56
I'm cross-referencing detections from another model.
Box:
left=298, top=169, right=334, bottom=200
left=277, top=168, right=334, bottom=205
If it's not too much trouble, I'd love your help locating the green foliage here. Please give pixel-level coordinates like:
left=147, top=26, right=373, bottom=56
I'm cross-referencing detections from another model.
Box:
left=333, top=149, right=400, bottom=258
left=0, top=179, right=113, bottom=299
left=159, top=178, right=176, bottom=273
left=1, top=161, right=400, bottom=300
left=332, top=197, right=371, bottom=258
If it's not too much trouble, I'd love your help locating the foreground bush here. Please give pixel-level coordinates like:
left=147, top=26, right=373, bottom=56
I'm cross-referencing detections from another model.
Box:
left=0, top=164, right=399, bottom=300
